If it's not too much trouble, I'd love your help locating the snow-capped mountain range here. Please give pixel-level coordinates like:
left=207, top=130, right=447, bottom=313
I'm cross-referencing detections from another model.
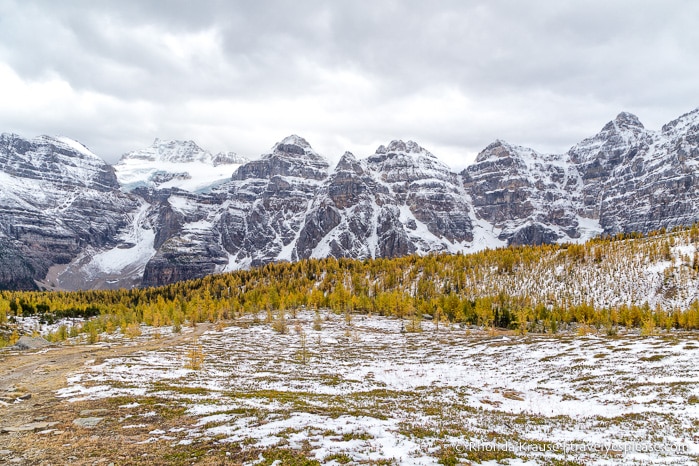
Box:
left=1, top=108, right=698, bottom=290
left=115, top=138, right=248, bottom=192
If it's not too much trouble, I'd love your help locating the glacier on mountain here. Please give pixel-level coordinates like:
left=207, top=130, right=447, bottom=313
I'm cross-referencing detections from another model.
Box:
left=115, top=138, right=248, bottom=193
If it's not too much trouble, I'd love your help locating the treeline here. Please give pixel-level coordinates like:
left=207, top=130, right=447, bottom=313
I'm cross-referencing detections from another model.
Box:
left=2, top=224, right=699, bottom=345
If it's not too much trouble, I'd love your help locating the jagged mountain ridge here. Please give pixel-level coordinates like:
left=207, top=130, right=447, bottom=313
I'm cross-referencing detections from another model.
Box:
left=0, top=134, right=140, bottom=289
left=1, top=107, right=698, bottom=290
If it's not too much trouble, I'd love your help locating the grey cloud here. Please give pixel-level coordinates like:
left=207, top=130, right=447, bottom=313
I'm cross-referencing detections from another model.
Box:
left=0, top=0, right=697, bottom=164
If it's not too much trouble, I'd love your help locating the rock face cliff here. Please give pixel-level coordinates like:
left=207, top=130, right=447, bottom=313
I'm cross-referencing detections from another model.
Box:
left=0, top=134, right=138, bottom=289
left=142, top=136, right=330, bottom=286
left=461, top=109, right=699, bottom=244
left=568, top=109, right=699, bottom=235
left=1, top=107, right=699, bottom=289
left=462, top=140, right=582, bottom=246
left=293, top=140, right=474, bottom=263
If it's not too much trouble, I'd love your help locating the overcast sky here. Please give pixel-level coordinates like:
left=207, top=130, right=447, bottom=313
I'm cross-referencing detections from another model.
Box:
left=0, top=1, right=697, bottom=168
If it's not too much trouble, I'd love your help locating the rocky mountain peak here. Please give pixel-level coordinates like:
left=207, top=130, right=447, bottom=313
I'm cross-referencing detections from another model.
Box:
left=211, top=151, right=248, bottom=166
left=278, top=134, right=311, bottom=149
left=595, top=111, right=645, bottom=136
left=2, top=133, right=98, bottom=162
left=0, top=133, right=119, bottom=191
left=232, top=135, right=329, bottom=182
left=42, top=135, right=99, bottom=159
left=479, top=140, right=555, bottom=164
left=613, top=112, right=644, bottom=130
left=115, top=139, right=245, bottom=193
left=270, top=134, right=315, bottom=156
left=0, top=132, right=138, bottom=289
left=474, top=140, right=520, bottom=163
left=266, top=135, right=328, bottom=166
left=5, top=107, right=699, bottom=290
left=119, top=139, right=209, bottom=163
left=568, top=112, right=651, bottom=166
left=335, top=151, right=361, bottom=172
left=376, top=140, right=433, bottom=157
left=367, top=139, right=454, bottom=185
left=661, top=108, right=699, bottom=135
left=119, top=139, right=248, bottom=166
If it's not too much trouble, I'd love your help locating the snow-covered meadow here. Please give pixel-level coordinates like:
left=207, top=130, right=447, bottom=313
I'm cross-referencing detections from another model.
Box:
left=58, top=311, right=699, bottom=465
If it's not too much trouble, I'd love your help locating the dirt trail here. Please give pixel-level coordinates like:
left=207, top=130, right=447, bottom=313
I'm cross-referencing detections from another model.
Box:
left=0, top=324, right=211, bottom=430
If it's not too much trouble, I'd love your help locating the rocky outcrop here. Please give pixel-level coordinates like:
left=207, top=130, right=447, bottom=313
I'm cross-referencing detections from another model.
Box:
left=461, top=109, right=699, bottom=244
left=294, top=151, right=384, bottom=260
left=366, top=140, right=473, bottom=245
left=376, top=206, right=416, bottom=258
left=292, top=140, right=474, bottom=263
left=0, top=134, right=138, bottom=289
left=568, top=109, right=699, bottom=235
left=142, top=238, right=228, bottom=288
left=231, top=135, right=328, bottom=181
left=567, top=112, right=655, bottom=223
left=213, top=135, right=331, bottom=271
left=0, top=134, right=120, bottom=191
left=140, top=137, right=479, bottom=285
left=327, top=151, right=380, bottom=209
left=462, top=140, right=581, bottom=245
left=141, top=189, right=228, bottom=287
left=0, top=238, right=39, bottom=290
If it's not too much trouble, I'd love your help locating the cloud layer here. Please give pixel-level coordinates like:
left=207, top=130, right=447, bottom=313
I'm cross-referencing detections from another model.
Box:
left=1, top=0, right=697, bottom=168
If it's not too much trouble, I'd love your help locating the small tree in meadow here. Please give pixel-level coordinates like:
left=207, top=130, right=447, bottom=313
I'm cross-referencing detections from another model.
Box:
left=185, top=345, right=205, bottom=370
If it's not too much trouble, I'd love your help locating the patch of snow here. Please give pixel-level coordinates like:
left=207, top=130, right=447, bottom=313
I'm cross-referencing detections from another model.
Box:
left=86, top=204, right=155, bottom=275
left=55, top=136, right=96, bottom=158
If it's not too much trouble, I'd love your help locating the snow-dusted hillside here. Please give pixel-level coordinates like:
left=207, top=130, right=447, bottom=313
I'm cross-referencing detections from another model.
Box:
left=433, top=228, right=699, bottom=311
left=54, top=311, right=699, bottom=464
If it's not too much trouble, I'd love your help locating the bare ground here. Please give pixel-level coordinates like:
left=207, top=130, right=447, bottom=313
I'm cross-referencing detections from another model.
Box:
left=0, top=323, right=245, bottom=466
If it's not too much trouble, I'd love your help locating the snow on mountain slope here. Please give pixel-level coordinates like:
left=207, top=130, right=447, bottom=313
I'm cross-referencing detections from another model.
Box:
left=231, top=135, right=329, bottom=182
left=366, top=140, right=473, bottom=247
left=291, top=140, right=475, bottom=265
left=294, top=151, right=389, bottom=261
left=462, top=108, right=699, bottom=245
left=0, top=133, right=139, bottom=289
left=463, top=140, right=588, bottom=245
left=0, top=133, right=120, bottom=191
left=115, top=138, right=248, bottom=193
left=38, top=198, right=156, bottom=290
left=85, top=201, right=156, bottom=276
left=222, top=136, right=330, bottom=265
left=140, top=136, right=331, bottom=286
left=105, top=111, right=699, bottom=288
left=568, top=109, right=699, bottom=235
left=141, top=137, right=479, bottom=286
